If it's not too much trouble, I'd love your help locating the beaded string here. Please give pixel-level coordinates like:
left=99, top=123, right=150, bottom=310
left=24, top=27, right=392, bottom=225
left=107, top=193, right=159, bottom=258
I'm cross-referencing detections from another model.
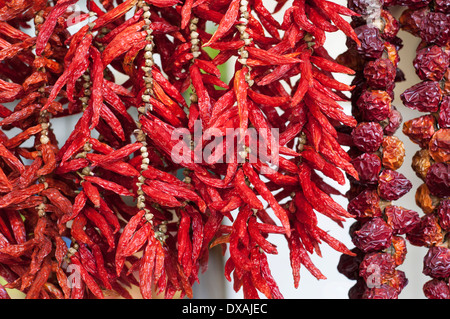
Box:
left=134, top=1, right=169, bottom=243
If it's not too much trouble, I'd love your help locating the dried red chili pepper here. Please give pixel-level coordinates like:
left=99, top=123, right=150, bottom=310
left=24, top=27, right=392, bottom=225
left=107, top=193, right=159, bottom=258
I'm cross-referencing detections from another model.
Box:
left=203, top=0, right=240, bottom=47
left=243, top=162, right=291, bottom=237
left=70, top=254, right=104, bottom=299
left=82, top=176, right=133, bottom=197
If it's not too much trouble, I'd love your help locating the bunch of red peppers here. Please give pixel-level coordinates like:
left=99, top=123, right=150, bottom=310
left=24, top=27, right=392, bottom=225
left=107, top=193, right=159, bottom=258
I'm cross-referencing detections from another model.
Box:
left=0, top=0, right=447, bottom=300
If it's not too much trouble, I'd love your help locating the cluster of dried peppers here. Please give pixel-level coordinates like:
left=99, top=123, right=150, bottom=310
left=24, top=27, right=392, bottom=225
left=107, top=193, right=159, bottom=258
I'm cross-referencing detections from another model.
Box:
left=335, top=0, right=423, bottom=299
left=398, top=0, right=450, bottom=299
left=0, top=0, right=364, bottom=299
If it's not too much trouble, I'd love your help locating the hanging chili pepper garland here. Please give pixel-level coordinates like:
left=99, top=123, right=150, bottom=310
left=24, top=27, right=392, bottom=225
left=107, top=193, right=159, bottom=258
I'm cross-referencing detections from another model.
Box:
left=398, top=0, right=450, bottom=300
left=335, top=0, right=424, bottom=299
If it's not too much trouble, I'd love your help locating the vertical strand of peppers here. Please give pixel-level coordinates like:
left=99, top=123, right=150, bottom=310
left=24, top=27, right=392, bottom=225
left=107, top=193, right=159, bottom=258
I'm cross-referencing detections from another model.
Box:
left=398, top=0, right=450, bottom=299
left=34, top=9, right=51, bottom=221
left=336, top=0, right=420, bottom=299
left=135, top=1, right=154, bottom=215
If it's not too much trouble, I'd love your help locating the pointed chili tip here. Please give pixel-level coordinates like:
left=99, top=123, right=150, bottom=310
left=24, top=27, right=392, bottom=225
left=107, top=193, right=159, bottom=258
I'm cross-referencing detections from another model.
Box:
left=349, top=169, right=359, bottom=181
left=285, top=226, right=292, bottom=238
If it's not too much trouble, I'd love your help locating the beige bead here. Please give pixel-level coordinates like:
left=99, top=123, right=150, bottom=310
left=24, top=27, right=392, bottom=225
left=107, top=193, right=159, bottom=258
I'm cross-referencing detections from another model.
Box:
left=81, top=167, right=92, bottom=176
left=241, top=31, right=250, bottom=40
left=40, top=135, right=50, bottom=145
left=159, top=224, right=168, bottom=233
left=137, top=202, right=146, bottom=209
left=190, top=94, right=198, bottom=102
left=75, top=151, right=87, bottom=159
left=183, top=176, right=192, bottom=184
left=138, top=106, right=146, bottom=114
left=189, top=22, right=197, bottom=31
left=83, top=143, right=92, bottom=152
left=145, top=212, right=154, bottom=222
left=144, top=51, right=153, bottom=59
left=238, top=58, right=247, bottom=65
left=37, top=209, right=46, bottom=217
left=34, top=15, right=44, bottom=24
left=143, top=76, right=153, bottom=84
left=236, top=25, right=246, bottom=33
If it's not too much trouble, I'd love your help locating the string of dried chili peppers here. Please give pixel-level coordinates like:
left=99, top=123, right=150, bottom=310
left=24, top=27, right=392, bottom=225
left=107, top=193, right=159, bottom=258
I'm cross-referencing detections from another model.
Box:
left=398, top=0, right=450, bottom=299
left=336, top=0, right=421, bottom=299
left=183, top=0, right=363, bottom=298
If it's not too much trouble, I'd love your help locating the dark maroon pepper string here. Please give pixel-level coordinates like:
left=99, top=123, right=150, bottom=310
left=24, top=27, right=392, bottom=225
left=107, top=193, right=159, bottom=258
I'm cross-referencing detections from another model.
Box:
left=398, top=0, right=450, bottom=299
left=336, top=0, right=422, bottom=299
